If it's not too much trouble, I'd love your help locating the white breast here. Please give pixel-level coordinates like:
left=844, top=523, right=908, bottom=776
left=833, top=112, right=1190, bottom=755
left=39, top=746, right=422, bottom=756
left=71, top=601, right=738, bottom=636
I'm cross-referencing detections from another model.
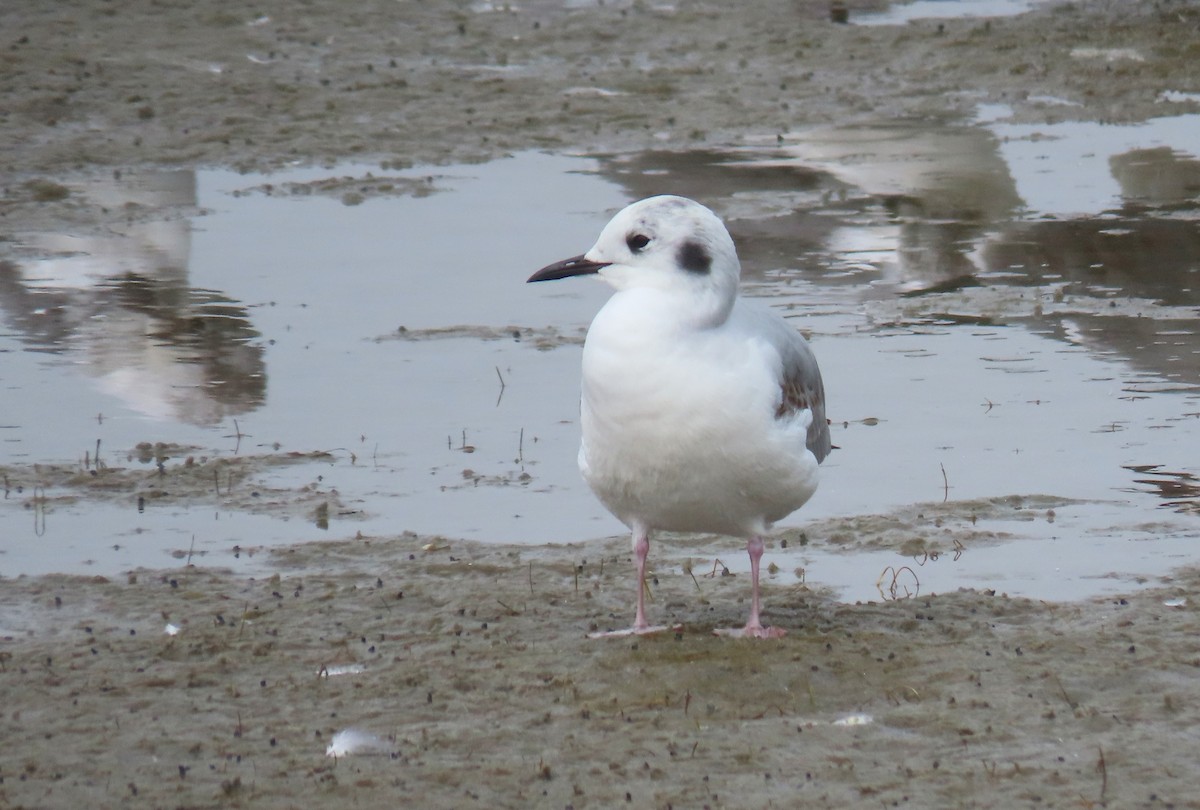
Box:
left=577, top=291, right=820, bottom=537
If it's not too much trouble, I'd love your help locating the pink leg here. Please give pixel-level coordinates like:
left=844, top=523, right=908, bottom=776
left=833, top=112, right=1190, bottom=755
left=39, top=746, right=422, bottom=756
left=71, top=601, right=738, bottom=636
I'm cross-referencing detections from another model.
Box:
left=714, top=536, right=786, bottom=639
left=588, top=524, right=676, bottom=638
left=632, top=526, right=652, bottom=631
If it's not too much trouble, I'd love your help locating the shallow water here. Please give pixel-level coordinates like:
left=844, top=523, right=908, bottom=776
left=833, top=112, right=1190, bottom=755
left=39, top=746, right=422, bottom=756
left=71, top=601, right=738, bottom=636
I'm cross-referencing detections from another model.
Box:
left=854, top=0, right=1050, bottom=26
left=1, top=108, right=1197, bottom=600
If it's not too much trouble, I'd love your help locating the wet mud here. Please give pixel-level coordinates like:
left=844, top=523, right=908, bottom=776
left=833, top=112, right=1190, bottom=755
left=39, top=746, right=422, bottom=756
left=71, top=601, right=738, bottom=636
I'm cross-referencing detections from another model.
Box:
left=384, top=323, right=586, bottom=349
left=3, top=0, right=1200, bottom=807
left=2, top=532, right=1199, bottom=808
left=2, top=448, right=350, bottom=526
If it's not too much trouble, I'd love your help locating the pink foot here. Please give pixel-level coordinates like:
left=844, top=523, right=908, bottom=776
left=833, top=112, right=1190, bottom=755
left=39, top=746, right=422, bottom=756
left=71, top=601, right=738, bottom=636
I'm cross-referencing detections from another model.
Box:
left=713, top=623, right=787, bottom=639
left=587, top=623, right=682, bottom=639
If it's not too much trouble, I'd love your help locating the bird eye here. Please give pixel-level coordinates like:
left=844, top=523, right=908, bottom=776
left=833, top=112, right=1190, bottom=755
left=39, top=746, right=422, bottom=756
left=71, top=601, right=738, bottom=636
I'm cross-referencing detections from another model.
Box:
left=626, top=233, right=651, bottom=253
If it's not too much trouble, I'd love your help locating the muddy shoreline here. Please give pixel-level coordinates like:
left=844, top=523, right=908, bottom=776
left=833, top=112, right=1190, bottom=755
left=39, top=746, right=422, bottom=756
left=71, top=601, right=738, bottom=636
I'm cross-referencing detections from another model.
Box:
left=3, top=0, right=1200, bottom=807
left=3, top=534, right=1199, bottom=808
left=4, top=2, right=1199, bottom=207
left=4, top=0, right=1198, bottom=178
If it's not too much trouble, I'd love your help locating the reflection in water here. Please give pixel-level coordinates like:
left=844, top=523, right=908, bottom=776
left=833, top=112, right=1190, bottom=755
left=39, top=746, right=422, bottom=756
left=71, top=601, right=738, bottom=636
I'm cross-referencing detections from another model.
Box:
left=770, top=118, right=1022, bottom=290
left=0, top=170, right=265, bottom=425
left=593, top=121, right=1026, bottom=292
left=1125, top=465, right=1200, bottom=515
left=854, top=0, right=1049, bottom=26
left=1110, top=147, right=1200, bottom=205
left=981, top=217, right=1200, bottom=306
left=1035, top=312, right=1200, bottom=391
left=775, top=118, right=1022, bottom=221
left=591, top=113, right=1200, bottom=389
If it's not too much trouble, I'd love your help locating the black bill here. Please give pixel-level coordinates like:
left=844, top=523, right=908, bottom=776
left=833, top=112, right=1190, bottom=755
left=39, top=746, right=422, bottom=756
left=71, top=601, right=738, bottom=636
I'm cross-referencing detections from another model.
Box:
left=527, top=254, right=611, bottom=283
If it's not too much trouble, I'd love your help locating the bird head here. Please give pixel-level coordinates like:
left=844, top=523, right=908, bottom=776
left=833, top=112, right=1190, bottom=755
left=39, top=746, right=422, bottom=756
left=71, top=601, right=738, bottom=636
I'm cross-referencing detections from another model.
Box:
left=528, top=195, right=741, bottom=325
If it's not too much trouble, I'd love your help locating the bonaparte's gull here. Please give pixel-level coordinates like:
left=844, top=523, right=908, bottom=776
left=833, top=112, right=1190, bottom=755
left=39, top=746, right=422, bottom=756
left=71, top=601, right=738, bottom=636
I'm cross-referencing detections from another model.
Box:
left=529, top=195, right=831, bottom=638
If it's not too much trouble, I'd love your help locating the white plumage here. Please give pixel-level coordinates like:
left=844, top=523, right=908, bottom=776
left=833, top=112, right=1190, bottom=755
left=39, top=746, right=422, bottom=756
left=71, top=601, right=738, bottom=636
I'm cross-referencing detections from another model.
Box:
left=529, top=195, right=830, bottom=638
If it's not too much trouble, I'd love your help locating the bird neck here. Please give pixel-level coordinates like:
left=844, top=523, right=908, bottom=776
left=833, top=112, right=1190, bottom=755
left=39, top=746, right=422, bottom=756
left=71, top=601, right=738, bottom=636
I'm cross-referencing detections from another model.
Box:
left=608, top=286, right=734, bottom=334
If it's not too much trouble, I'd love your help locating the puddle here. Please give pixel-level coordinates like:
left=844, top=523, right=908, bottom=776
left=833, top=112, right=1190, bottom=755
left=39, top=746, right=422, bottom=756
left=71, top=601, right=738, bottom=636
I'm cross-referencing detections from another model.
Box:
left=1, top=114, right=1198, bottom=600
left=855, top=0, right=1051, bottom=26
left=980, top=107, right=1200, bottom=216
left=713, top=501, right=1200, bottom=603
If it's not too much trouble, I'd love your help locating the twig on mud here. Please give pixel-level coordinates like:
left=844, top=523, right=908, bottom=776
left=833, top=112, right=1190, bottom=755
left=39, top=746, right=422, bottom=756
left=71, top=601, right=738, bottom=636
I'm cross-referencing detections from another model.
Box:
left=941, top=462, right=950, bottom=502
left=495, top=366, right=506, bottom=407
left=527, top=561, right=534, bottom=594
left=450, top=429, right=475, bottom=454
left=1096, top=746, right=1108, bottom=802
left=497, top=598, right=522, bottom=616
left=751, top=704, right=789, bottom=720
left=222, top=419, right=245, bottom=454
left=1053, top=673, right=1077, bottom=710
left=705, top=558, right=729, bottom=578
left=877, top=565, right=920, bottom=600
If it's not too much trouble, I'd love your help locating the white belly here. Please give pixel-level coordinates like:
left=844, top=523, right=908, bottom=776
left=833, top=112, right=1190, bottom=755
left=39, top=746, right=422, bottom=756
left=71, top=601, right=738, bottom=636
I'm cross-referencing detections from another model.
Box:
left=578, top=304, right=820, bottom=537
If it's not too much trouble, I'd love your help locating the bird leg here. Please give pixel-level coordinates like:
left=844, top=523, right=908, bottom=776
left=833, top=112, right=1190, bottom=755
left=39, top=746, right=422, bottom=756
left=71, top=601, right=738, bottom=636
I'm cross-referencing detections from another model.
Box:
left=714, top=535, right=786, bottom=639
left=587, top=524, right=675, bottom=638
left=632, top=526, right=652, bottom=630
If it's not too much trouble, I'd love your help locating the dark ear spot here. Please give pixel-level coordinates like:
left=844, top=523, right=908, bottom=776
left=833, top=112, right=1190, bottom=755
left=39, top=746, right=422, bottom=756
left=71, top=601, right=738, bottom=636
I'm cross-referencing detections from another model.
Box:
left=677, top=240, right=711, bottom=275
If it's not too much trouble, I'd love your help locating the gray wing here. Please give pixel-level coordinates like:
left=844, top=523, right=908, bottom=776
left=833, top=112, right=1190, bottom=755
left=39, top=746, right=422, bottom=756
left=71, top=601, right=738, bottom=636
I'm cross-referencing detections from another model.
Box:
left=778, top=330, right=831, bottom=463
left=734, top=302, right=832, bottom=463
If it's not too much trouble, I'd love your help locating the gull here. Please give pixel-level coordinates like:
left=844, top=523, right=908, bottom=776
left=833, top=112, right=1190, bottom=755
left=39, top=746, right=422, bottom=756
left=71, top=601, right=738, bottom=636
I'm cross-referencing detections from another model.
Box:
left=528, top=195, right=831, bottom=638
